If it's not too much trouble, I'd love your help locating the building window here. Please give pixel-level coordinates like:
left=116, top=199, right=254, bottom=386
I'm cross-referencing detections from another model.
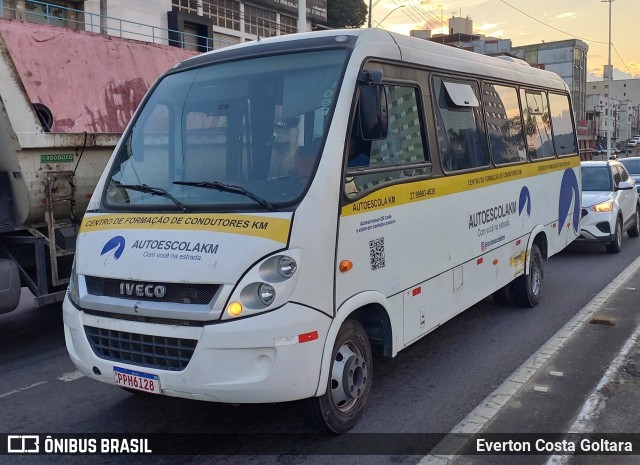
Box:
left=245, top=5, right=276, bottom=38
left=203, top=0, right=240, bottom=30
left=280, top=14, right=297, bottom=35
left=173, top=0, right=199, bottom=14
left=172, top=0, right=240, bottom=31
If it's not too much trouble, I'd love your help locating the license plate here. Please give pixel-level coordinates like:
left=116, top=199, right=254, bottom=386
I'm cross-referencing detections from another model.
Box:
left=113, top=366, right=161, bottom=394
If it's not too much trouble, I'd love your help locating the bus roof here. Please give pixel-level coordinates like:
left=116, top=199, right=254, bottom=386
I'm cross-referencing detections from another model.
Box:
left=173, top=28, right=569, bottom=92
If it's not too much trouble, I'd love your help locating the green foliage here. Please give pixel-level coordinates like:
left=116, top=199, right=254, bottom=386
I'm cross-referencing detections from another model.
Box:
left=326, top=0, right=368, bottom=28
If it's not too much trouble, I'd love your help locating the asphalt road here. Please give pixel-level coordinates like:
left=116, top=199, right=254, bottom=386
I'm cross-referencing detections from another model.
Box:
left=2, top=236, right=640, bottom=464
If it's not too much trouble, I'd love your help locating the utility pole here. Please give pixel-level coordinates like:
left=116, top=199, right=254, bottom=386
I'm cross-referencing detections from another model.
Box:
left=603, top=0, right=614, bottom=159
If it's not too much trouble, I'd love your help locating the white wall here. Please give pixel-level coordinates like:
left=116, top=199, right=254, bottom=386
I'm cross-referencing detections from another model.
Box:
left=83, top=0, right=172, bottom=43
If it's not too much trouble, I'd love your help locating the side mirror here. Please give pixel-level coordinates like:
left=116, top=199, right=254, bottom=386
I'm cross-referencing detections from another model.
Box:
left=618, top=180, right=634, bottom=191
left=358, top=70, right=388, bottom=141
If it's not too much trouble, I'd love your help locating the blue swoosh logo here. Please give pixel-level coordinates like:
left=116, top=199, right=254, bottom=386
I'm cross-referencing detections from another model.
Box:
left=101, top=236, right=125, bottom=260
left=519, top=186, right=531, bottom=217
left=558, top=168, right=580, bottom=235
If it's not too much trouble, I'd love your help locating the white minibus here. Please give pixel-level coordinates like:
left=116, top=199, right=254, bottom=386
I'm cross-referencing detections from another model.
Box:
left=64, top=28, right=581, bottom=433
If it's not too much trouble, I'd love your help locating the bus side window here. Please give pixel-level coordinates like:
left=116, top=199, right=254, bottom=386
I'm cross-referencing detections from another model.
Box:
left=433, top=77, right=489, bottom=173
left=548, top=92, right=577, bottom=156
left=482, top=83, right=527, bottom=165
left=521, top=89, right=554, bottom=159
left=344, top=84, right=429, bottom=197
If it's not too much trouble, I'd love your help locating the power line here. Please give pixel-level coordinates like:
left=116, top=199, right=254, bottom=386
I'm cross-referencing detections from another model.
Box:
left=498, top=0, right=607, bottom=45
left=612, top=44, right=633, bottom=75
left=497, top=0, right=636, bottom=75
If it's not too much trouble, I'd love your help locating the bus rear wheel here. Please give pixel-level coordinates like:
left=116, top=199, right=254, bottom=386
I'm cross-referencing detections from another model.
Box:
left=302, top=320, right=372, bottom=433
left=511, top=243, right=543, bottom=308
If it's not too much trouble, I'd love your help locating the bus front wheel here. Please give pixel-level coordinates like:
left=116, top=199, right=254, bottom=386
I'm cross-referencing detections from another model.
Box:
left=302, top=319, right=372, bottom=433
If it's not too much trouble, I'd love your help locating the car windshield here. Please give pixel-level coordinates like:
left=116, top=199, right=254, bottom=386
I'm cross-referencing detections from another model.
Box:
left=104, top=49, right=347, bottom=211
left=581, top=166, right=613, bottom=191
left=620, top=159, right=640, bottom=175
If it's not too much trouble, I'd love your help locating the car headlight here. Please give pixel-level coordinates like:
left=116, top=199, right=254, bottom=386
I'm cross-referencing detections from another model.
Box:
left=591, top=200, right=614, bottom=212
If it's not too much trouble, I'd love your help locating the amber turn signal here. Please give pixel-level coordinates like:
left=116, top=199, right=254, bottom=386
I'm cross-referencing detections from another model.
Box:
left=339, top=260, right=353, bottom=272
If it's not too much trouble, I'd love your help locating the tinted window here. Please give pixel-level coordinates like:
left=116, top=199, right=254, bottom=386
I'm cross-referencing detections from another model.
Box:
left=620, top=159, right=640, bottom=174
left=345, top=84, right=429, bottom=197
left=581, top=166, right=613, bottom=191
left=521, top=90, right=554, bottom=159
left=433, top=77, right=489, bottom=172
left=548, top=93, right=577, bottom=156
left=482, top=83, right=526, bottom=164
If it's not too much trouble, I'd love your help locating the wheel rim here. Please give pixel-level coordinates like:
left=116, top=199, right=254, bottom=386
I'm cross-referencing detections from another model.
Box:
left=616, top=221, right=622, bottom=246
left=530, top=255, right=542, bottom=296
left=330, top=341, right=368, bottom=413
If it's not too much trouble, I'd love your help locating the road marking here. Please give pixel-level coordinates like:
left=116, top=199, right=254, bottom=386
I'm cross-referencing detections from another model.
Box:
left=58, top=370, right=84, bottom=382
left=0, top=381, right=48, bottom=399
left=0, top=371, right=84, bottom=400
left=545, top=320, right=640, bottom=465
left=419, top=255, right=640, bottom=465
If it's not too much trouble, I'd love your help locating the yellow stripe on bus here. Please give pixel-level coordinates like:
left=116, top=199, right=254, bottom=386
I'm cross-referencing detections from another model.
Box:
left=342, top=157, right=580, bottom=217
left=80, top=213, right=291, bottom=243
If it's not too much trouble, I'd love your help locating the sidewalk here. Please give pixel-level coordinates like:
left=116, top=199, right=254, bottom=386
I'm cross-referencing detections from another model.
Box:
left=425, top=257, right=640, bottom=465
left=558, top=302, right=640, bottom=465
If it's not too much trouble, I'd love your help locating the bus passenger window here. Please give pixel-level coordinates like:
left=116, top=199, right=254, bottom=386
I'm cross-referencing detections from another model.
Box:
left=548, top=93, right=577, bottom=156
left=433, top=77, right=489, bottom=172
left=521, top=90, right=554, bottom=159
left=482, top=83, right=527, bottom=165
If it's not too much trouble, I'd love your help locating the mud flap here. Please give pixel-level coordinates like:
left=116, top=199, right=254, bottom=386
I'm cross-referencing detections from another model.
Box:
left=0, top=258, right=21, bottom=314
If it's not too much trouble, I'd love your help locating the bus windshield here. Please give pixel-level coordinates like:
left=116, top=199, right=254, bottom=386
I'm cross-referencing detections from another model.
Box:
left=104, top=49, right=347, bottom=211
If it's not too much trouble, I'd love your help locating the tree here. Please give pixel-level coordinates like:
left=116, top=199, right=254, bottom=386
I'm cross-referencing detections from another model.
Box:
left=326, top=0, right=368, bottom=29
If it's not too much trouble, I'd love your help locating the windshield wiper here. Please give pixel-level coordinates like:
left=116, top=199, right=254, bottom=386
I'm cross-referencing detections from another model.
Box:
left=118, top=184, right=190, bottom=212
left=173, top=181, right=276, bottom=212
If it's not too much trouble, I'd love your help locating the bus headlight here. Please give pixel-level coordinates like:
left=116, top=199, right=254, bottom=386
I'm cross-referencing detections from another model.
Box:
left=257, top=283, right=276, bottom=306
left=223, top=249, right=302, bottom=320
left=277, top=256, right=297, bottom=278
left=67, top=260, right=80, bottom=307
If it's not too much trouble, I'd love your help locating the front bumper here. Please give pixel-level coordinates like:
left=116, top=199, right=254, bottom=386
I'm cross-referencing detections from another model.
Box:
left=63, top=296, right=332, bottom=403
left=578, top=209, right=616, bottom=243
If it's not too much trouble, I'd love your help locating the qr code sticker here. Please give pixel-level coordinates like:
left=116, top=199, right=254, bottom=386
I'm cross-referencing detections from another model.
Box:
left=369, top=237, right=385, bottom=271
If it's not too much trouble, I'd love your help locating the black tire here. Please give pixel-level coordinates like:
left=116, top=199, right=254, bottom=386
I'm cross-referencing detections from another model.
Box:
left=628, top=207, right=640, bottom=238
left=511, top=244, right=543, bottom=308
left=302, top=320, right=372, bottom=433
left=492, top=284, right=514, bottom=306
left=606, top=218, right=623, bottom=253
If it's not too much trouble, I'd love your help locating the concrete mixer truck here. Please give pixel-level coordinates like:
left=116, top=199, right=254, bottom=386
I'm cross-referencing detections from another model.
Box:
left=0, top=19, right=195, bottom=314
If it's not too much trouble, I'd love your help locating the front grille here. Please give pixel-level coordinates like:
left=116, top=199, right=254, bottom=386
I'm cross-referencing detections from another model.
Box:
left=581, top=208, right=589, bottom=219
left=84, top=325, right=197, bottom=371
left=85, top=276, right=218, bottom=304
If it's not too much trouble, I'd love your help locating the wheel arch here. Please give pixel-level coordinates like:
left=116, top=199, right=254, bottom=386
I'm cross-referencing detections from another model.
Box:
left=526, top=226, right=548, bottom=272
left=314, top=291, right=395, bottom=396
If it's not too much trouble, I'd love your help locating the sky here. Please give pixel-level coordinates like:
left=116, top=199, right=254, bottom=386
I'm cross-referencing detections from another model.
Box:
left=371, top=0, right=638, bottom=81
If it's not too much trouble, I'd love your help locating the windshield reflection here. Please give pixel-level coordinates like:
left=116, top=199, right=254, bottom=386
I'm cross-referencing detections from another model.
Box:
left=105, top=49, right=347, bottom=211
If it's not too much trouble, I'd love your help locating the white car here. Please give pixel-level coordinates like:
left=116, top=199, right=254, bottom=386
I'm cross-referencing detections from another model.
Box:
left=579, top=160, right=640, bottom=253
